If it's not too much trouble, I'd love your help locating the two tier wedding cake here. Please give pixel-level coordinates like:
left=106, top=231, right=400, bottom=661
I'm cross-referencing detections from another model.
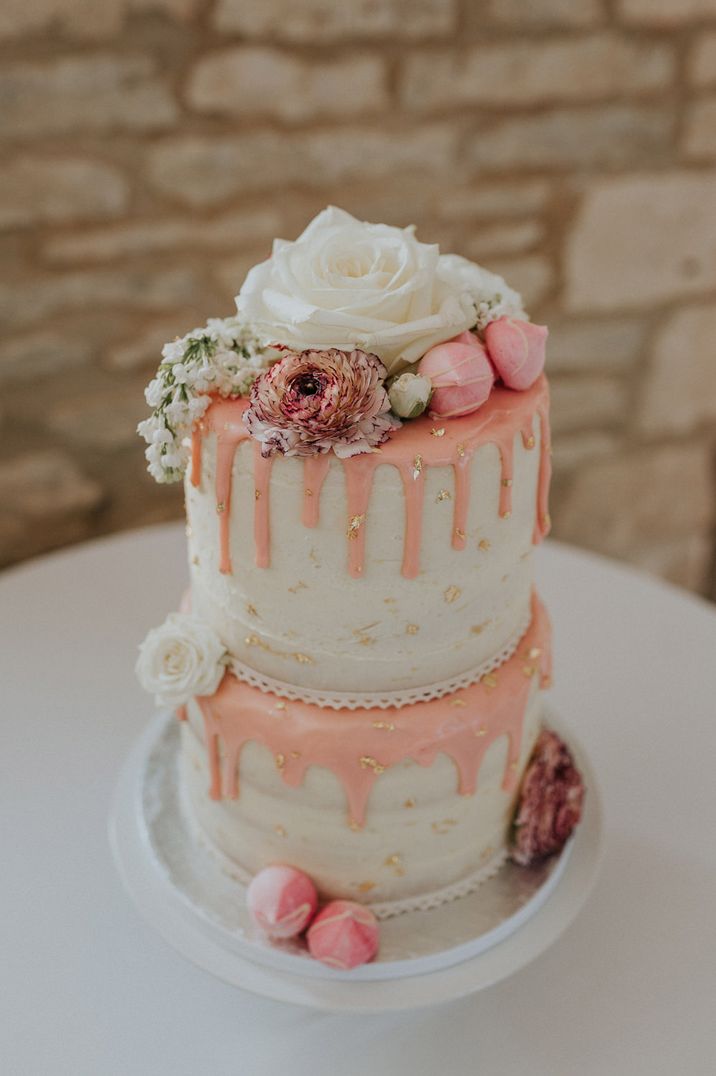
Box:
left=136, top=208, right=584, bottom=963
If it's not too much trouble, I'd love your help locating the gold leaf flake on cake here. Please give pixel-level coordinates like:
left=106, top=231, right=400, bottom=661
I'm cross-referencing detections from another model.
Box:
left=185, top=524, right=193, bottom=538
left=294, top=652, right=313, bottom=665
left=359, top=755, right=386, bottom=774
left=412, top=454, right=423, bottom=480
left=288, top=581, right=308, bottom=594
left=478, top=538, right=491, bottom=551
left=436, top=488, right=451, bottom=503
left=444, top=585, right=461, bottom=603
left=290, top=751, right=301, bottom=759
left=523, top=664, right=537, bottom=678
left=449, top=697, right=467, bottom=708
left=246, top=603, right=258, bottom=617
left=191, top=555, right=199, bottom=566
left=274, top=824, right=287, bottom=838
left=254, top=488, right=261, bottom=500
left=501, top=478, right=513, bottom=488
left=347, top=513, right=366, bottom=539
left=474, top=726, right=487, bottom=737
left=526, top=435, right=536, bottom=449
left=482, top=673, right=498, bottom=689
left=304, top=487, right=313, bottom=497
left=471, top=621, right=489, bottom=634
left=432, top=819, right=457, bottom=835
left=500, top=510, right=512, bottom=520
left=275, top=753, right=285, bottom=771
left=216, top=502, right=226, bottom=514
left=456, top=442, right=466, bottom=458
left=372, top=720, right=396, bottom=731
left=384, top=853, right=405, bottom=876
left=404, top=798, right=416, bottom=808
left=357, top=881, right=376, bottom=893
left=430, top=427, right=446, bottom=438
left=454, top=528, right=466, bottom=541
left=273, top=701, right=286, bottom=712
left=406, top=623, right=419, bottom=635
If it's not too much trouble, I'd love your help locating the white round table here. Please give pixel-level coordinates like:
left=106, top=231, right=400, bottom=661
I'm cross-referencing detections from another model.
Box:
left=2, top=525, right=715, bottom=1076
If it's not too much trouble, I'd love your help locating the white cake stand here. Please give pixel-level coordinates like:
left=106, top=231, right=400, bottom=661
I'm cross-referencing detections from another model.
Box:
left=110, top=707, right=602, bottom=1012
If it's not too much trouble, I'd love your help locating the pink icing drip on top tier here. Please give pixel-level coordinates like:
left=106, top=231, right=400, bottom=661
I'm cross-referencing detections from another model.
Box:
left=192, top=375, right=550, bottom=580
left=195, top=593, right=551, bottom=828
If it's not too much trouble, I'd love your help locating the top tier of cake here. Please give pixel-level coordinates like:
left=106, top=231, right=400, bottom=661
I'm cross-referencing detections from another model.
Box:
left=186, top=374, right=550, bottom=705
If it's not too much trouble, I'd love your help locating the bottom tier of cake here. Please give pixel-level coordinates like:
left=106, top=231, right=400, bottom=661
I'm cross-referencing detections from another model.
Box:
left=179, top=596, right=551, bottom=912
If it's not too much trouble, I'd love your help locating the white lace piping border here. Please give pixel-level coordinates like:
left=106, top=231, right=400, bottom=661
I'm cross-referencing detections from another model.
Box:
left=228, top=608, right=533, bottom=711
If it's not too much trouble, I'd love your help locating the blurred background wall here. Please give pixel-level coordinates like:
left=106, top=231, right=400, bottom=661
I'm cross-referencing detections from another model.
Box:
left=1, top=0, right=715, bottom=598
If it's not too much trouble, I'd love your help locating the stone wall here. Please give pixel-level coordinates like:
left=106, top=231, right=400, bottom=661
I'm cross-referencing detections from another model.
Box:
left=1, top=0, right=715, bottom=598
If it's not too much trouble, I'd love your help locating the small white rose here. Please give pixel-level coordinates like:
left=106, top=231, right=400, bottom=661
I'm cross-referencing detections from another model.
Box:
left=388, top=372, right=433, bottom=419
left=136, top=612, right=227, bottom=707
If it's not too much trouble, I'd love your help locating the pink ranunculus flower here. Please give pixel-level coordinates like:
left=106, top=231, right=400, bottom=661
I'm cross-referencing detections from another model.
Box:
left=510, top=728, right=585, bottom=867
left=484, top=316, right=548, bottom=391
left=244, top=347, right=399, bottom=458
left=418, top=330, right=495, bottom=419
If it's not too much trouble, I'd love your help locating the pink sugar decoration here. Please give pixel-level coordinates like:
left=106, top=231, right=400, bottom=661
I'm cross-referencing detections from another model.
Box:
left=418, top=331, right=495, bottom=419
left=307, top=900, right=380, bottom=969
left=484, top=317, right=548, bottom=392
left=246, top=865, right=318, bottom=939
left=510, top=728, right=584, bottom=866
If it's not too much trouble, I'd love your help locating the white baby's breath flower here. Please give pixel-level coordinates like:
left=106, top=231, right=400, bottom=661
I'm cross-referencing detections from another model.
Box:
left=138, top=314, right=276, bottom=483
left=136, top=612, right=228, bottom=707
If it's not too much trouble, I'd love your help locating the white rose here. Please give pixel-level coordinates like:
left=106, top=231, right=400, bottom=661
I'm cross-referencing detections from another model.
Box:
left=388, top=372, right=433, bottom=419
left=136, top=613, right=227, bottom=707
left=236, top=207, right=483, bottom=375
left=438, top=254, right=526, bottom=330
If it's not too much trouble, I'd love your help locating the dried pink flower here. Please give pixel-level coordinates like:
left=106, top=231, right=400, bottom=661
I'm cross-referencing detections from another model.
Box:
left=510, top=728, right=585, bottom=866
left=244, top=347, right=399, bottom=458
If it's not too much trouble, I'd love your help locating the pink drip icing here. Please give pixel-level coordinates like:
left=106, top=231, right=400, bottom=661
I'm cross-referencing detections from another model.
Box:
left=195, top=594, right=551, bottom=827
left=302, top=455, right=331, bottom=528
left=194, top=376, right=551, bottom=578
left=190, top=428, right=202, bottom=488
left=452, top=457, right=470, bottom=551
left=253, top=443, right=273, bottom=569
left=343, top=454, right=380, bottom=579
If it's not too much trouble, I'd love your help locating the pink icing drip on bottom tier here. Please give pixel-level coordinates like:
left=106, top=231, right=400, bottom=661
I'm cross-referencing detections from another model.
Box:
left=194, top=594, right=551, bottom=828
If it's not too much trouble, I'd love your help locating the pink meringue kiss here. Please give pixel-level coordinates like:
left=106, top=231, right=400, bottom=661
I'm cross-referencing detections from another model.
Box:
left=306, top=900, right=380, bottom=970
left=418, top=331, right=495, bottom=419
left=246, top=865, right=318, bottom=939
left=484, top=316, right=548, bottom=392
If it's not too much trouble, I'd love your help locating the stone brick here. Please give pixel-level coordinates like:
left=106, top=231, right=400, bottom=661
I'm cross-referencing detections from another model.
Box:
left=435, top=181, right=552, bottom=220
left=482, top=0, right=603, bottom=27
left=43, top=208, right=278, bottom=264
left=465, top=221, right=543, bottom=259
left=549, top=376, right=627, bottom=434
left=0, top=55, right=177, bottom=138
left=547, top=318, right=647, bottom=373
left=213, top=0, right=456, bottom=40
left=0, top=330, right=93, bottom=383
left=617, top=0, right=716, bottom=25
left=147, top=125, right=460, bottom=206
left=0, top=0, right=199, bottom=40
left=401, top=36, right=673, bottom=111
left=47, top=382, right=148, bottom=451
left=0, top=158, right=128, bottom=229
left=566, top=173, right=716, bottom=311
left=188, top=48, right=387, bottom=122
left=682, top=97, right=716, bottom=157
left=0, top=268, right=202, bottom=331
left=487, top=255, right=554, bottom=307
left=552, top=444, right=714, bottom=561
left=689, top=33, right=716, bottom=86
left=467, top=105, right=673, bottom=173
left=0, top=451, right=103, bottom=565
left=106, top=318, right=199, bottom=371
left=551, top=431, right=622, bottom=473
left=638, top=305, right=716, bottom=435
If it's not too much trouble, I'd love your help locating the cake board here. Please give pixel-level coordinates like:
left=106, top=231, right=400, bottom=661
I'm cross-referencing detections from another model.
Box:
left=110, top=707, right=603, bottom=1012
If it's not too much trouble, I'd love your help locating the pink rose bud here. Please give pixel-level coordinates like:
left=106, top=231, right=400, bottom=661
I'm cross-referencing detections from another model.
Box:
left=306, top=900, right=380, bottom=969
left=418, top=331, right=494, bottom=419
left=246, top=865, right=318, bottom=939
left=484, top=317, right=548, bottom=391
